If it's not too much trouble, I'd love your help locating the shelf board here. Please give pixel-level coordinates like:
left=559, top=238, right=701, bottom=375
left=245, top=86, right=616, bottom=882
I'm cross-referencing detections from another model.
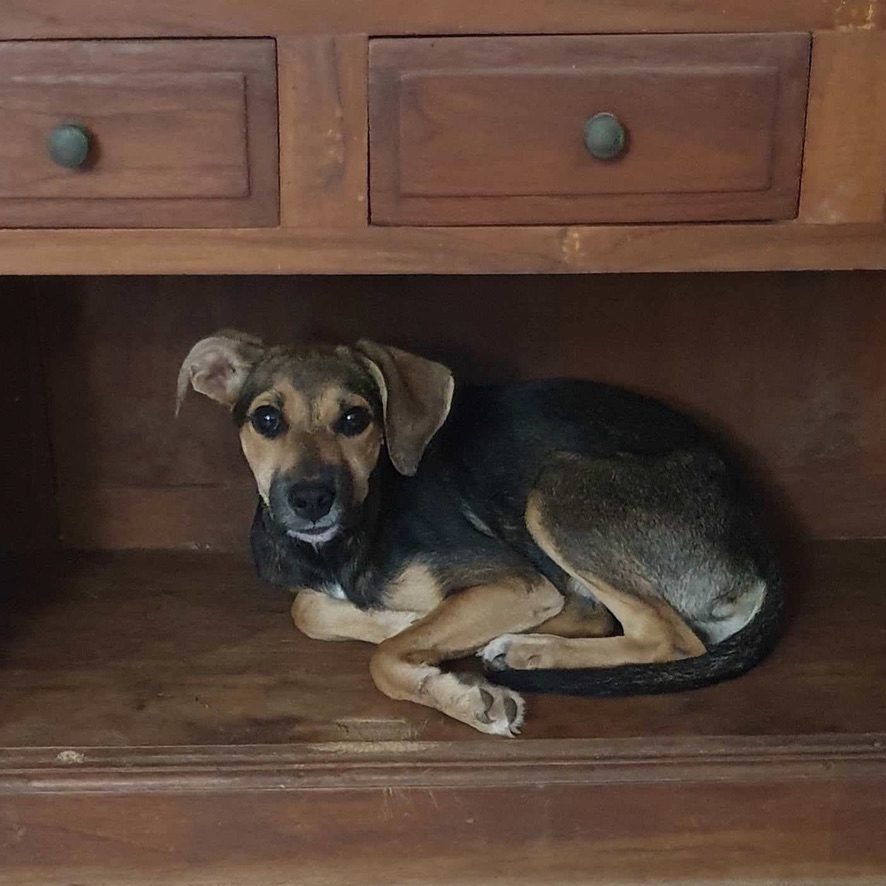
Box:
left=1, top=540, right=884, bottom=749
left=1, top=542, right=884, bottom=884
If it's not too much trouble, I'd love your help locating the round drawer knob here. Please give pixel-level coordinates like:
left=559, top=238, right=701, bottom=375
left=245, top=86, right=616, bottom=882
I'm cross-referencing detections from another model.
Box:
left=583, top=112, right=627, bottom=161
left=47, top=123, right=92, bottom=169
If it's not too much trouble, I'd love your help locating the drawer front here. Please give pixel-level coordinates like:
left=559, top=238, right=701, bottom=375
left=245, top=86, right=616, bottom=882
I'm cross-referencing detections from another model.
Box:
left=0, top=40, right=277, bottom=228
left=369, top=34, right=810, bottom=226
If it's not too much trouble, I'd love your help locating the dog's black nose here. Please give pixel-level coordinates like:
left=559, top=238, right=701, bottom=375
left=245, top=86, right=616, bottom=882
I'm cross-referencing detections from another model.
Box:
left=288, top=481, right=335, bottom=522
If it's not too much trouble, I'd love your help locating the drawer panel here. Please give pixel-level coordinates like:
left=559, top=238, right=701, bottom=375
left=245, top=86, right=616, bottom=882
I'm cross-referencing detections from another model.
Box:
left=369, top=35, right=810, bottom=226
left=0, top=40, right=278, bottom=228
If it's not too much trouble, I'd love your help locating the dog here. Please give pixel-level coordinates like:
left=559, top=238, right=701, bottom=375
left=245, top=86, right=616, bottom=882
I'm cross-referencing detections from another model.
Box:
left=176, top=331, right=782, bottom=736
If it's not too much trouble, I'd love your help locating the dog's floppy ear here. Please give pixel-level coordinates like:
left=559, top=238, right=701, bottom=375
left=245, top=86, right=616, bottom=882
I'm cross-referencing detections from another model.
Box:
left=354, top=340, right=454, bottom=476
left=176, top=330, right=265, bottom=415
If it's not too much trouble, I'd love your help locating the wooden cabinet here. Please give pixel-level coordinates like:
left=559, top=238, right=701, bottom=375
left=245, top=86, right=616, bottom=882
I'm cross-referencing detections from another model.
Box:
left=0, top=40, right=278, bottom=227
left=369, top=34, right=810, bottom=225
left=0, top=3, right=884, bottom=885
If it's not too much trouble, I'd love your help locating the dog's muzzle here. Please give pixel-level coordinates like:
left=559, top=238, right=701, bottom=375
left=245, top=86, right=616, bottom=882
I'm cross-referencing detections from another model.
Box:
left=288, top=479, right=335, bottom=523
left=268, top=471, right=347, bottom=545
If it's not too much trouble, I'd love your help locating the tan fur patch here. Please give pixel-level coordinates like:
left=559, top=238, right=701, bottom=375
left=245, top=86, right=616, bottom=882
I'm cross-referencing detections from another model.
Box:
left=384, top=563, right=444, bottom=613
left=291, top=590, right=420, bottom=644
left=239, top=381, right=310, bottom=501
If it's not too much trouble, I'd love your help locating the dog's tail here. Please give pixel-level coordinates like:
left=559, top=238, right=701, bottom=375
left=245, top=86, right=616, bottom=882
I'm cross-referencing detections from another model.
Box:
left=486, top=553, right=783, bottom=698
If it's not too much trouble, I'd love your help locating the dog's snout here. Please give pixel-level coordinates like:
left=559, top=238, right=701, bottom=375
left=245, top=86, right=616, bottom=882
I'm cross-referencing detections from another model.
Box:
left=289, top=480, right=335, bottom=522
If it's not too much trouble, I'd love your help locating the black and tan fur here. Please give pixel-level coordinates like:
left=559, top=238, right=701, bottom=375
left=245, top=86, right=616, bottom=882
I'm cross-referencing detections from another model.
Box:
left=177, top=332, right=782, bottom=736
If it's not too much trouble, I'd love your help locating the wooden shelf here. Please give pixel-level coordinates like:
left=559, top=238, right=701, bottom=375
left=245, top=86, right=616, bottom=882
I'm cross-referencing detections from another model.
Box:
left=2, top=540, right=884, bottom=747
left=1, top=541, right=884, bottom=884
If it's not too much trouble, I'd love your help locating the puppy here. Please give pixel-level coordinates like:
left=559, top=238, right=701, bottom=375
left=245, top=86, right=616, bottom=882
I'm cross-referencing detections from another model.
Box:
left=177, top=332, right=782, bottom=736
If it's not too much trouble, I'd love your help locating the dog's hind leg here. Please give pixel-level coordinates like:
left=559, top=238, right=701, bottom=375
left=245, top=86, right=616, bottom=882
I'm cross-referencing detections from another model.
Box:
left=482, top=577, right=705, bottom=672
left=534, top=593, right=617, bottom=639
left=483, top=451, right=722, bottom=673
left=369, top=576, right=564, bottom=736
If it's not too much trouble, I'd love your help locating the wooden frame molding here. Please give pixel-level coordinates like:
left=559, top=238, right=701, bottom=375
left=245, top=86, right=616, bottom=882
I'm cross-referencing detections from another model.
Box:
left=2, top=737, right=883, bottom=886
left=0, top=223, right=884, bottom=275
left=2, top=735, right=884, bottom=794
left=0, top=0, right=882, bottom=39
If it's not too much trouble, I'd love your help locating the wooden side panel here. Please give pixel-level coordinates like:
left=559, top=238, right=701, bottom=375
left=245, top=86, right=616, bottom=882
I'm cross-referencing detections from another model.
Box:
left=0, top=40, right=278, bottom=228
left=0, top=279, right=57, bottom=552
left=369, top=34, right=810, bottom=225
left=800, top=31, right=886, bottom=223
left=36, top=271, right=886, bottom=549
left=278, top=35, right=368, bottom=228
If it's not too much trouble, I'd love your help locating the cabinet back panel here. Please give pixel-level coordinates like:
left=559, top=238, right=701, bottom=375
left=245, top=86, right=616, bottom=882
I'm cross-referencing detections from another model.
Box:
left=32, top=271, right=886, bottom=548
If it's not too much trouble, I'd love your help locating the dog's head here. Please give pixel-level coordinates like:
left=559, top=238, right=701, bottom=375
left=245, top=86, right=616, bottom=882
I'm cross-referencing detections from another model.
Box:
left=176, top=331, right=454, bottom=545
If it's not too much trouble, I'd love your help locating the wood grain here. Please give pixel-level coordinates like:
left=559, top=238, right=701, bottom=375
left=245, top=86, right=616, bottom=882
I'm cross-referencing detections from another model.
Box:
left=370, top=35, right=810, bottom=225
left=35, top=271, right=886, bottom=549
left=3, top=735, right=884, bottom=794
left=0, top=40, right=278, bottom=228
left=800, top=31, right=886, bottom=223
left=0, top=0, right=880, bottom=39
left=278, top=36, right=368, bottom=228
left=0, top=542, right=883, bottom=746
left=1, top=223, right=886, bottom=275
left=0, top=544, right=883, bottom=884
left=1, top=766, right=882, bottom=884
left=55, top=485, right=257, bottom=550
left=0, top=279, right=57, bottom=552
left=1, top=535, right=884, bottom=881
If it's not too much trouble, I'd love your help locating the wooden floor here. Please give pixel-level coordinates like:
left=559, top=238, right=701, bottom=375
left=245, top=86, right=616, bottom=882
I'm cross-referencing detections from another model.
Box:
left=0, top=542, right=884, bottom=885
left=1, top=540, right=884, bottom=746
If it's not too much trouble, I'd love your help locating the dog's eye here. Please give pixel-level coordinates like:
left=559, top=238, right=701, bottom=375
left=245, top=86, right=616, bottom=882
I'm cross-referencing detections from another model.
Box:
left=251, top=405, right=284, bottom=438
left=335, top=406, right=371, bottom=437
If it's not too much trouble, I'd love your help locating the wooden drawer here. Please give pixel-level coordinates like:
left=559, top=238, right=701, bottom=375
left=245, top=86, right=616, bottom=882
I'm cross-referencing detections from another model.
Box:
left=0, top=40, right=278, bottom=228
left=369, top=34, right=811, bottom=226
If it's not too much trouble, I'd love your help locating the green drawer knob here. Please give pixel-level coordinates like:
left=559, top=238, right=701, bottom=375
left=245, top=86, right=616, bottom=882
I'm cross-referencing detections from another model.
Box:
left=583, top=113, right=627, bottom=161
left=47, top=123, right=92, bottom=169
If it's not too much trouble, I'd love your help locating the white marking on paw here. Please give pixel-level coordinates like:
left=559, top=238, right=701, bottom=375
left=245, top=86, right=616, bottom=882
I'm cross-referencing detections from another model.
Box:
left=479, top=634, right=517, bottom=668
left=474, top=684, right=525, bottom=736
left=480, top=634, right=553, bottom=671
left=428, top=672, right=526, bottom=736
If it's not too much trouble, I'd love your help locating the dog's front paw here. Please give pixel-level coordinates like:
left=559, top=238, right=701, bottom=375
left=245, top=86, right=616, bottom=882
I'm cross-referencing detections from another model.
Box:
left=473, top=683, right=526, bottom=736
left=480, top=634, right=550, bottom=671
left=422, top=672, right=525, bottom=736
